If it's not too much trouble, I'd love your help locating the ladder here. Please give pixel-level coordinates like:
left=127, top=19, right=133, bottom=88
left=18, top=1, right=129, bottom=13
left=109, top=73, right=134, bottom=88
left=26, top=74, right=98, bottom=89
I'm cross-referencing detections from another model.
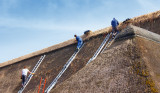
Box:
left=101, top=32, right=119, bottom=53
left=18, top=55, right=46, bottom=93
left=86, top=33, right=111, bottom=64
left=45, top=43, right=85, bottom=93
left=38, top=77, right=47, bottom=93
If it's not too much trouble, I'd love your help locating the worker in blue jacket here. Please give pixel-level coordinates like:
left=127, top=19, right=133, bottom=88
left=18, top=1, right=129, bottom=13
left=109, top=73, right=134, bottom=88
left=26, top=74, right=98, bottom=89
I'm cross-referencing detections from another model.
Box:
left=74, top=35, right=83, bottom=50
left=111, top=18, right=119, bottom=36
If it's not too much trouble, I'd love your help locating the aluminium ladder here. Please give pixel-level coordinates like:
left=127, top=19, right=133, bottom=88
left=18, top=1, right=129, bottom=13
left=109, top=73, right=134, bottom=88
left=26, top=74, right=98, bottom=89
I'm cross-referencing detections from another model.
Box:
left=45, top=44, right=85, bottom=93
left=38, top=77, right=47, bottom=93
left=86, top=33, right=111, bottom=64
left=18, top=55, right=46, bottom=93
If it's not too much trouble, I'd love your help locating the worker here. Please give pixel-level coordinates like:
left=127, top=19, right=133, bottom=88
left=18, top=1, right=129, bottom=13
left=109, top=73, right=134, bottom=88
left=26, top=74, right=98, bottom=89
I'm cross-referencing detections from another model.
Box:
left=21, top=66, right=34, bottom=87
left=111, top=18, right=119, bottom=36
left=74, top=35, right=83, bottom=50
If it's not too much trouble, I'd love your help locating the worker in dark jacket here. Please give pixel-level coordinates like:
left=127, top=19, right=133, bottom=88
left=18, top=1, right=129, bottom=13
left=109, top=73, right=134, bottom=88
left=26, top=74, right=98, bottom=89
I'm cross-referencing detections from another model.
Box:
left=74, top=35, right=83, bottom=50
left=111, top=18, right=119, bottom=36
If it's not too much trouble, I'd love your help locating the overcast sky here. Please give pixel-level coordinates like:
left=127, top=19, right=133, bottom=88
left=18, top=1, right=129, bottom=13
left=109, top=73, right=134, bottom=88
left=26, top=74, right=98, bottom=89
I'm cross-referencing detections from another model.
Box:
left=0, top=0, right=160, bottom=63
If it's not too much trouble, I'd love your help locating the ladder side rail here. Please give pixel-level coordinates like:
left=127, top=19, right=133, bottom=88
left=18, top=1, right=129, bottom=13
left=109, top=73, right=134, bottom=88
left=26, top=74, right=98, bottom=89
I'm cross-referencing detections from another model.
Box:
left=42, top=78, right=47, bottom=93
left=86, top=58, right=93, bottom=65
left=38, top=77, right=42, bottom=93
